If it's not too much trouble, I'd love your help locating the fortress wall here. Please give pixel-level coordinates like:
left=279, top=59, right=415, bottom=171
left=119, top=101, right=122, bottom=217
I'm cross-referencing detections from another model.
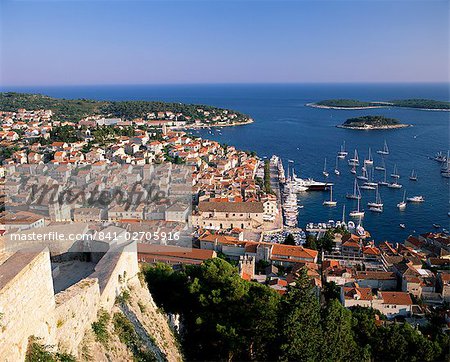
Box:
left=92, top=241, right=139, bottom=311
left=54, top=277, right=100, bottom=355
left=0, top=249, right=56, bottom=362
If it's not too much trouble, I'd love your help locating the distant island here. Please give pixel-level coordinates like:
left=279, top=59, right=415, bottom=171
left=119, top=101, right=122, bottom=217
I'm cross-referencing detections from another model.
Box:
left=337, top=115, right=410, bottom=130
left=308, top=98, right=450, bottom=111
left=0, top=92, right=253, bottom=127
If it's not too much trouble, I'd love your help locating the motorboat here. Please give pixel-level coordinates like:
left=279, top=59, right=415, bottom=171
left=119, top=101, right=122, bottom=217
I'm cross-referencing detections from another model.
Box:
left=406, top=196, right=424, bottom=203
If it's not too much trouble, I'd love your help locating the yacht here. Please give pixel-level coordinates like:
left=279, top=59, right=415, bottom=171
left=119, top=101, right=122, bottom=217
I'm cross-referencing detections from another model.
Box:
left=400, top=224, right=406, bottom=229
left=378, top=169, right=389, bottom=186
left=348, top=149, right=359, bottom=166
left=391, top=164, right=400, bottom=179
left=368, top=186, right=383, bottom=208
left=350, top=165, right=357, bottom=174
left=360, top=184, right=376, bottom=190
left=397, top=191, right=407, bottom=210
left=406, top=195, right=425, bottom=203
left=292, top=172, right=332, bottom=191
left=409, top=169, right=418, bottom=181
left=334, top=156, right=340, bottom=175
left=369, top=206, right=383, bottom=213
left=346, top=179, right=362, bottom=200
left=357, top=167, right=369, bottom=181
left=323, top=158, right=329, bottom=177
left=337, top=141, right=348, bottom=159
left=388, top=182, right=402, bottom=189
left=364, top=147, right=373, bottom=166
left=323, top=186, right=337, bottom=207
left=377, top=140, right=390, bottom=155
left=375, top=156, right=386, bottom=171
left=349, top=194, right=364, bottom=218
left=434, top=151, right=447, bottom=163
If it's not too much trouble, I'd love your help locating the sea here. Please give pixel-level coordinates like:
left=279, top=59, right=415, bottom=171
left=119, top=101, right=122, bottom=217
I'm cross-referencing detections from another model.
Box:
left=3, top=83, right=449, bottom=243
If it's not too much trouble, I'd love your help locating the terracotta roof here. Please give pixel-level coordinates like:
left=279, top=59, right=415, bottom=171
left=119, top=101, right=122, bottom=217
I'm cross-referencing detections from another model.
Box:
left=343, top=286, right=373, bottom=301
left=198, top=201, right=264, bottom=213
left=379, top=291, right=413, bottom=306
left=356, top=271, right=396, bottom=280
left=271, top=244, right=318, bottom=260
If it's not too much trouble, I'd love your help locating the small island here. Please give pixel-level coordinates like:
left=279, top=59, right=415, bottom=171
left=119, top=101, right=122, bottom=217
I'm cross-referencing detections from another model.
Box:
left=308, top=98, right=450, bottom=111
left=337, top=115, right=410, bottom=130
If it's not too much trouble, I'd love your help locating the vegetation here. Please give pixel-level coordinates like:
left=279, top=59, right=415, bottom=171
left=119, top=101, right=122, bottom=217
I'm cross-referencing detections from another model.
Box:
left=113, top=312, right=158, bottom=362
left=143, top=259, right=449, bottom=362
left=0, top=92, right=251, bottom=123
left=313, top=98, right=450, bottom=110
left=91, top=309, right=110, bottom=345
left=342, top=115, right=404, bottom=128
left=263, top=159, right=274, bottom=194
left=25, top=336, right=76, bottom=362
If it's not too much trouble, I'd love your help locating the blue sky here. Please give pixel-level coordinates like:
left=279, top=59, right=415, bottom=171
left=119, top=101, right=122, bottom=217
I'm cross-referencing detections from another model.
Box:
left=0, top=0, right=448, bottom=85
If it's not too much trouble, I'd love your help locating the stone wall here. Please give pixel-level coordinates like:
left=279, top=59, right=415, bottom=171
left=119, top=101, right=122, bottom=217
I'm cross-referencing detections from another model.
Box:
left=0, top=248, right=56, bottom=362
left=54, top=277, right=100, bottom=355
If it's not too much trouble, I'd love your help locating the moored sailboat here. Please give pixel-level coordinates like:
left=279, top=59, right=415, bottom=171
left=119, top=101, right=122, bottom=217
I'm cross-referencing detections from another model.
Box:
left=323, top=185, right=337, bottom=206
left=348, top=149, right=359, bottom=166
left=346, top=179, right=362, bottom=200
left=397, top=190, right=407, bottom=210
left=377, top=140, right=389, bottom=155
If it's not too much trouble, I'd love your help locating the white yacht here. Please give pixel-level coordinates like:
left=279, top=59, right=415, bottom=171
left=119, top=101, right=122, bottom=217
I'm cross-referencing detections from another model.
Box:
left=377, top=140, right=389, bottom=155
left=368, top=186, right=383, bottom=208
left=391, top=164, right=400, bottom=179
left=397, top=190, right=407, bottom=210
left=348, top=149, right=360, bottom=166
left=323, top=158, right=329, bottom=177
left=346, top=179, right=361, bottom=200
left=323, top=185, right=337, bottom=207
left=337, top=141, right=348, bottom=159
left=334, top=156, right=340, bottom=175
left=364, top=147, right=373, bottom=166
left=407, top=196, right=425, bottom=203
left=349, top=195, right=364, bottom=218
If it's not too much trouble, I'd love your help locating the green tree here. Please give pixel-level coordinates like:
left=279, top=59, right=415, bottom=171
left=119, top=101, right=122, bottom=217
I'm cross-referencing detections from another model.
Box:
left=279, top=268, right=322, bottom=361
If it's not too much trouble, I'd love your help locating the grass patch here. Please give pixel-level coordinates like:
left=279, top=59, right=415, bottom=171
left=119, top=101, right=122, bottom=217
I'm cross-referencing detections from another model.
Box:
left=91, top=309, right=110, bottom=345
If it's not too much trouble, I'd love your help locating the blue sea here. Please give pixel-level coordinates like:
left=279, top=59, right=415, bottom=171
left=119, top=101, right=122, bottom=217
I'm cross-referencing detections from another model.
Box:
left=3, top=83, right=449, bottom=242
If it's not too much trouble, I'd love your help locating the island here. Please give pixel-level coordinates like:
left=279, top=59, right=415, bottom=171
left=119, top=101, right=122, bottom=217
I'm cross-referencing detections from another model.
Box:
left=337, top=115, right=410, bottom=130
left=307, top=98, right=450, bottom=111
left=0, top=92, right=253, bottom=127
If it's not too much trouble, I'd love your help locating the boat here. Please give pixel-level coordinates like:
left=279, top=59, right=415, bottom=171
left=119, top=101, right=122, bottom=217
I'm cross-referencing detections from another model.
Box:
left=397, top=191, right=407, bottom=210
left=346, top=179, right=362, bottom=200
left=349, top=190, right=364, bottom=218
left=387, top=182, right=402, bottom=189
left=378, top=169, right=389, bottom=186
left=377, top=140, right=390, bottom=155
left=337, top=141, right=348, bottom=159
left=323, top=158, right=329, bottom=177
left=409, top=169, right=418, bottom=181
left=406, top=195, right=425, bottom=203
left=364, top=147, right=373, bottom=166
left=292, top=172, right=332, bottom=191
left=400, top=223, right=406, bottom=229
left=348, top=149, right=359, bottom=166
left=434, top=151, right=447, bottom=162
left=350, top=165, right=357, bottom=174
left=390, top=164, right=400, bottom=179
left=365, top=168, right=378, bottom=187
left=334, top=157, right=340, bottom=175
left=375, top=156, right=386, bottom=171
left=368, top=186, right=383, bottom=208
left=360, top=184, right=376, bottom=190
left=323, top=185, right=337, bottom=207
left=433, top=223, right=441, bottom=228
left=369, top=206, right=383, bottom=213
left=357, top=167, right=368, bottom=181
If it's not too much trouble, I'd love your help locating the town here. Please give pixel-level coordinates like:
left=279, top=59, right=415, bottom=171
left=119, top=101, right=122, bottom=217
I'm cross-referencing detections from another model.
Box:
left=0, top=102, right=449, bottom=360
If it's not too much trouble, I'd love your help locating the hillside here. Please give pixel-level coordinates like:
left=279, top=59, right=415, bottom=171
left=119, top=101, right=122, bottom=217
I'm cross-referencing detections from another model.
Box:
left=309, top=98, right=450, bottom=110
left=0, top=92, right=252, bottom=124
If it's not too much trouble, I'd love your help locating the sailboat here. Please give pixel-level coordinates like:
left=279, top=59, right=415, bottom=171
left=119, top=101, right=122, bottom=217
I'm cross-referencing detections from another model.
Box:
left=364, top=147, right=373, bottom=166
left=337, top=141, right=348, bottom=159
left=350, top=165, right=357, bottom=174
left=334, top=157, right=340, bottom=175
left=375, top=156, right=386, bottom=171
left=390, top=164, right=400, bottom=179
left=387, top=181, right=402, bottom=189
left=364, top=168, right=378, bottom=187
left=368, top=186, right=383, bottom=208
left=323, top=185, right=337, bottom=206
left=323, top=158, right=329, bottom=177
left=378, top=168, right=389, bottom=186
left=349, top=185, right=364, bottom=218
left=348, top=149, right=359, bottom=166
left=377, top=140, right=389, bottom=155
left=346, top=179, right=362, bottom=200
left=409, top=169, right=418, bottom=181
left=357, top=167, right=368, bottom=181
left=397, top=190, right=407, bottom=210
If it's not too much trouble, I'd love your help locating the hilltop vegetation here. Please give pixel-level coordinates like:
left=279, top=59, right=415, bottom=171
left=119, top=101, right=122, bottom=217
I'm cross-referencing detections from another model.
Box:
left=143, top=258, right=449, bottom=362
left=0, top=92, right=251, bottom=123
left=311, top=98, right=450, bottom=110
left=341, top=115, right=407, bottom=129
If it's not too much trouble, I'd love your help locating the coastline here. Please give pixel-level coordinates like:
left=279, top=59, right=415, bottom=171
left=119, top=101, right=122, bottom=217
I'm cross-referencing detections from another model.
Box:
left=336, top=124, right=411, bottom=130
left=306, top=103, right=450, bottom=112
left=180, top=118, right=254, bottom=129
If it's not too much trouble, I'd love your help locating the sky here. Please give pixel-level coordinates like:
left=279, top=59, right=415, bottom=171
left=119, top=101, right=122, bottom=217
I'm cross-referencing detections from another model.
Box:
left=0, top=0, right=448, bottom=86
